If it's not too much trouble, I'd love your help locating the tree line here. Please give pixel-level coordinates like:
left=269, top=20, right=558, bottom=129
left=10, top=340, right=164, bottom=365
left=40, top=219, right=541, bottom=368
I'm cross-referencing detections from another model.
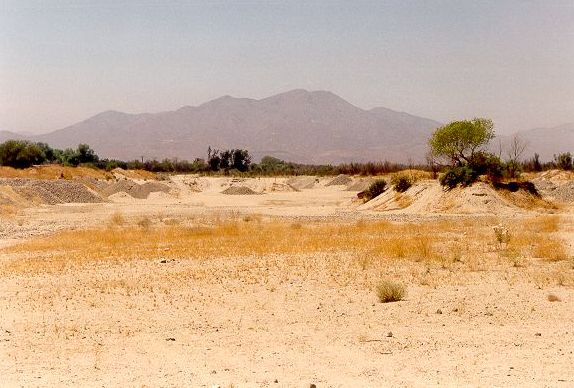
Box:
left=0, top=138, right=571, bottom=176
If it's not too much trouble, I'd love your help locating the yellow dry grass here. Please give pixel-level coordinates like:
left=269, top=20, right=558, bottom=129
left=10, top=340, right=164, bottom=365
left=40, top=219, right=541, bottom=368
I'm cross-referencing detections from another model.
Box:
left=0, top=165, right=155, bottom=180
left=2, top=214, right=570, bottom=278
left=0, top=165, right=111, bottom=180
left=112, top=168, right=157, bottom=180
left=2, top=219, right=464, bottom=275
left=504, top=215, right=570, bottom=262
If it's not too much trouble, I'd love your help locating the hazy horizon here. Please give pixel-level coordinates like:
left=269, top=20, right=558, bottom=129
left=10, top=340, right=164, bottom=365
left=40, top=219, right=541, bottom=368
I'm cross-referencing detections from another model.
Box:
left=1, top=0, right=573, bottom=135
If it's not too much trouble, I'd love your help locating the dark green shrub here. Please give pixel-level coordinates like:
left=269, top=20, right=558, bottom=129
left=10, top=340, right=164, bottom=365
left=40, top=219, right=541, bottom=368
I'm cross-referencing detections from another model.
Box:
left=468, top=151, right=504, bottom=182
left=392, top=174, right=413, bottom=193
left=439, top=166, right=476, bottom=189
left=360, top=179, right=387, bottom=201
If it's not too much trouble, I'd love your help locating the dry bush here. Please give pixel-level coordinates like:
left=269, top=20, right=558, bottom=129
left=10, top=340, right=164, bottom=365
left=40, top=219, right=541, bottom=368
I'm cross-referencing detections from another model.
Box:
left=136, top=216, right=152, bottom=229
left=110, top=212, right=125, bottom=226
left=376, top=279, right=406, bottom=303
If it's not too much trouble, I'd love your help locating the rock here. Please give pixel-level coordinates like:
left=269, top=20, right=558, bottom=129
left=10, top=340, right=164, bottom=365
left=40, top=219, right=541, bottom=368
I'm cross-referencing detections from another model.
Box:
left=387, top=331, right=393, bottom=337
left=436, top=309, right=443, bottom=314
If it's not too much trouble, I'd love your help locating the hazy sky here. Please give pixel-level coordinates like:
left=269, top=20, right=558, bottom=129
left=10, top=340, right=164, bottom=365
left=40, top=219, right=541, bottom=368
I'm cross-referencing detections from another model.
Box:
left=1, top=0, right=573, bottom=134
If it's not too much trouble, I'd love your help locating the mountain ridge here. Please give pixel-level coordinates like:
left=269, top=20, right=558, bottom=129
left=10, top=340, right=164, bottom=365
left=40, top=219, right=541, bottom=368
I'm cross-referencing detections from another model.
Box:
left=27, top=89, right=443, bottom=163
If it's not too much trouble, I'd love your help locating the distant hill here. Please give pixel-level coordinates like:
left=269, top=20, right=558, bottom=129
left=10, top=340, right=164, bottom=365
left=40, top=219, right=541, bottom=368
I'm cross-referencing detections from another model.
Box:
left=27, top=89, right=442, bottom=164
left=511, top=123, right=574, bottom=162
left=0, top=131, right=24, bottom=142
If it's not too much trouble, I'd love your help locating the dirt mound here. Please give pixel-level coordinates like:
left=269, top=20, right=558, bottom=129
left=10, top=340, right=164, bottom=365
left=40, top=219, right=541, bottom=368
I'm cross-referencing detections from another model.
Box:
left=346, top=178, right=374, bottom=192
left=286, top=176, right=317, bottom=190
left=359, top=180, right=549, bottom=214
left=102, top=179, right=171, bottom=199
left=221, top=186, right=260, bottom=195
left=326, top=174, right=352, bottom=186
left=265, top=182, right=299, bottom=193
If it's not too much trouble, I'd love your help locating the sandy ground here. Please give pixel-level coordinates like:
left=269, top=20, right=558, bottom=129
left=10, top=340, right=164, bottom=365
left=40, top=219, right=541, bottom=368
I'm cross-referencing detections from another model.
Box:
left=1, top=175, right=574, bottom=387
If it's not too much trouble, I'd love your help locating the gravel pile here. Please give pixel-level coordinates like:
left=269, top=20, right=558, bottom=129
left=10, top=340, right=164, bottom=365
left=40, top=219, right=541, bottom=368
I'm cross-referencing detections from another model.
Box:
left=0, top=178, right=103, bottom=204
left=286, top=176, right=317, bottom=190
left=346, top=178, right=373, bottom=192
left=532, top=178, right=574, bottom=202
left=326, top=174, right=352, bottom=186
left=221, top=186, right=260, bottom=195
left=548, top=181, right=574, bottom=202
left=266, top=183, right=299, bottom=192
left=102, top=179, right=171, bottom=199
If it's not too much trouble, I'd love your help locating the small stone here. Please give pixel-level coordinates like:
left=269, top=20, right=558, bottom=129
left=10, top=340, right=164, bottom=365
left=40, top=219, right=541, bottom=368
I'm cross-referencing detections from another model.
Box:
left=166, top=337, right=176, bottom=341
left=387, top=331, right=393, bottom=338
left=310, top=385, right=317, bottom=388
left=160, top=259, right=167, bottom=264
left=535, top=333, right=542, bottom=337
left=436, top=309, right=443, bottom=314
left=274, top=379, right=278, bottom=383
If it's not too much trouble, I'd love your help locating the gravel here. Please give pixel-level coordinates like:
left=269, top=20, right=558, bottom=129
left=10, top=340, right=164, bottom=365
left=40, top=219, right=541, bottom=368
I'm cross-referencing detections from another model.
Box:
left=221, top=186, right=260, bottom=195
left=101, top=179, right=171, bottom=199
left=326, top=174, right=352, bottom=186
left=0, top=178, right=103, bottom=204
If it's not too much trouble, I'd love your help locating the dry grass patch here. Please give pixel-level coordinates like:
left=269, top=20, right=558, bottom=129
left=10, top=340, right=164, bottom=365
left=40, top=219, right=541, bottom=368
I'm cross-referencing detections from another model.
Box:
left=522, top=215, right=560, bottom=233
left=503, top=215, right=568, bottom=262
left=533, top=238, right=569, bottom=262
left=1, top=220, right=463, bottom=275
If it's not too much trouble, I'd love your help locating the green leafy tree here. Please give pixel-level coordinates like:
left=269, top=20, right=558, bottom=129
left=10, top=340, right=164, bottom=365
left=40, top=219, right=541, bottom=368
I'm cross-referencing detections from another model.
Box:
left=429, top=118, right=495, bottom=165
left=0, top=140, right=45, bottom=168
left=77, top=143, right=99, bottom=164
left=231, top=149, right=251, bottom=172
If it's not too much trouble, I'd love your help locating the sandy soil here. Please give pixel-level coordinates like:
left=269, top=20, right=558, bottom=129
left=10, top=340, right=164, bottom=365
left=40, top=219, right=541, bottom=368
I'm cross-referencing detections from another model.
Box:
left=1, top=175, right=574, bottom=387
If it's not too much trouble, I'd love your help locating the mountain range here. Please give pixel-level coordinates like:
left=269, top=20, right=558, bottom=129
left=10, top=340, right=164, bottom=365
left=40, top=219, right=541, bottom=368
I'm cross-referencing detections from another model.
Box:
left=1, top=89, right=572, bottom=164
